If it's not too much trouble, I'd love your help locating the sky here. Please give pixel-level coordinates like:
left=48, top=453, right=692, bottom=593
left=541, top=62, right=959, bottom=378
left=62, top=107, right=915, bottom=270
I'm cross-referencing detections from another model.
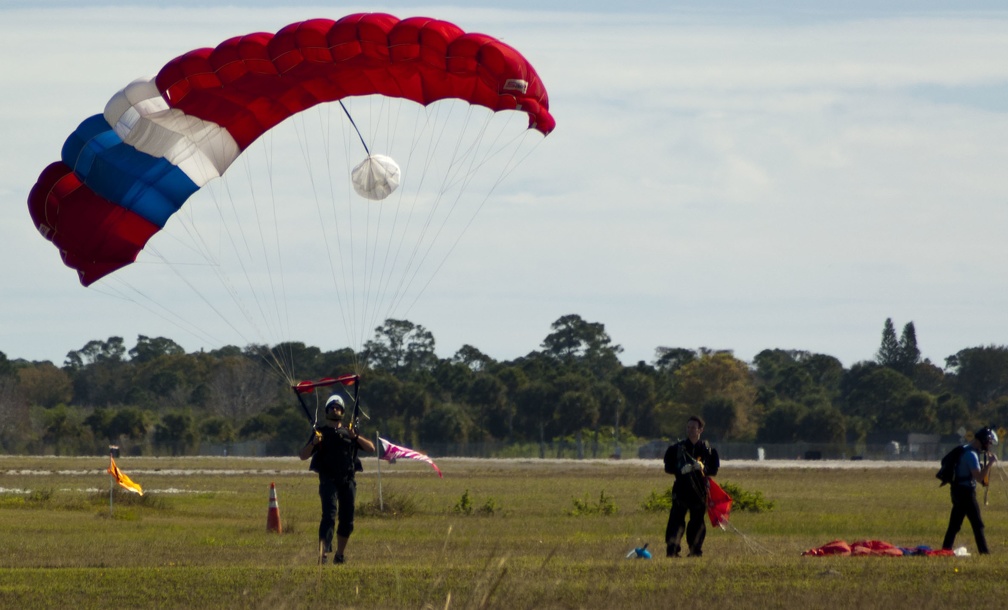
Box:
left=3, top=1, right=1008, bottom=371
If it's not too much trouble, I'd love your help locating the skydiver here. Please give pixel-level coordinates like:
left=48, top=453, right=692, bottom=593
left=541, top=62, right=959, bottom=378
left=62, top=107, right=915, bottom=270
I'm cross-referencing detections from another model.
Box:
left=941, top=426, right=999, bottom=554
left=663, top=415, right=720, bottom=557
left=299, top=394, right=375, bottom=564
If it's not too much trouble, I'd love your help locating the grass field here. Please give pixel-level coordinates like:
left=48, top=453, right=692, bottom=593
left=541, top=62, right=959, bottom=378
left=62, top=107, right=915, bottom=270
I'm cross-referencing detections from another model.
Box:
left=1, top=455, right=1006, bottom=609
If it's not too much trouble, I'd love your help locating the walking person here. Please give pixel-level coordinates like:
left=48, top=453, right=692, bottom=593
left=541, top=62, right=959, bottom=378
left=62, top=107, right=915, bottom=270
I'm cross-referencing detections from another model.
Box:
left=299, top=394, right=375, bottom=564
left=942, top=427, right=999, bottom=554
left=663, top=415, right=720, bottom=557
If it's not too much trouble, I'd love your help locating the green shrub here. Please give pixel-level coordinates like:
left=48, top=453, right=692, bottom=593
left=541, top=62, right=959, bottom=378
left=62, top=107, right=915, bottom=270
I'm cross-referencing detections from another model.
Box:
left=452, top=489, right=499, bottom=516
left=719, top=481, right=776, bottom=513
left=478, top=497, right=499, bottom=516
left=0, top=495, right=27, bottom=509
left=454, top=489, right=474, bottom=515
left=358, top=491, right=419, bottom=518
left=640, top=487, right=673, bottom=512
left=639, top=482, right=775, bottom=513
left=568, top=490, right=617, bottom=516
left=28, top=489, right=54, bottom=504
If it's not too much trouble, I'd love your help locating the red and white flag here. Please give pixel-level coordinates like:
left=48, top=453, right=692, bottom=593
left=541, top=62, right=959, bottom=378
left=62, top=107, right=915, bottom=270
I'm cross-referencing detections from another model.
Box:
left=379, top=437, right=442, bottom=478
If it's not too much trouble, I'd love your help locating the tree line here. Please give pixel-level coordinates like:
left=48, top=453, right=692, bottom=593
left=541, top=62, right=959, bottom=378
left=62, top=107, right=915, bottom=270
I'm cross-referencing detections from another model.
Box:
left=1, top=314, right=1006, bottom=456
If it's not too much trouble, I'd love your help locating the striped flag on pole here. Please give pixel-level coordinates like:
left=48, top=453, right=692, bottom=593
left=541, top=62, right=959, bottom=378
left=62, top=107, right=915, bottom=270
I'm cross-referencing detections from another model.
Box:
left=379, top=438, right=442, bottom=478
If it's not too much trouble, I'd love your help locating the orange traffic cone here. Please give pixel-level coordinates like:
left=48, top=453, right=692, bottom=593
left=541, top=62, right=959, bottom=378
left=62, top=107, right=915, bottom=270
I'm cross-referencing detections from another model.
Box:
left=267, top=482, right=282, bottom=533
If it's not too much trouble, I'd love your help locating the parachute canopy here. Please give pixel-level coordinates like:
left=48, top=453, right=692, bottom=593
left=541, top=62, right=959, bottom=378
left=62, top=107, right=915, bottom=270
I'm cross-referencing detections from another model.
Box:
left=28, top=13, right=554, bottom=287
left=707, top=478, right=732, bottom=528
left=802, top=540, right=956, bottom=557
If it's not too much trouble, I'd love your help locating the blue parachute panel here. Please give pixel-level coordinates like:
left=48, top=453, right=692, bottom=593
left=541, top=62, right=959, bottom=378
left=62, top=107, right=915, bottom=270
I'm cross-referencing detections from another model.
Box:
left=60, top=114, right=198, bottom=228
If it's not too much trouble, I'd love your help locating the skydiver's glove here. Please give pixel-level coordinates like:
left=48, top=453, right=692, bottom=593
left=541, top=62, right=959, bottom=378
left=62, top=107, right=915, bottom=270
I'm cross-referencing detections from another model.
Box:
left=682, top=462, right=705, bottom=475
left=311, top=430, right=322, bottom=445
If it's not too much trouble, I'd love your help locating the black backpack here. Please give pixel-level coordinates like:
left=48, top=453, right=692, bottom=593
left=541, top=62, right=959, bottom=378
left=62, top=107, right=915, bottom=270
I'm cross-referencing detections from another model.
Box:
left=936, top=445, right=967, bottom=486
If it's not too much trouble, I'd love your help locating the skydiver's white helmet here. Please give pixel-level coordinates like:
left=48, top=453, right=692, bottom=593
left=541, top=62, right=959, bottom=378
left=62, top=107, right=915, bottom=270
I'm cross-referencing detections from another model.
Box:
left=325, top=395, right=345, bottom=420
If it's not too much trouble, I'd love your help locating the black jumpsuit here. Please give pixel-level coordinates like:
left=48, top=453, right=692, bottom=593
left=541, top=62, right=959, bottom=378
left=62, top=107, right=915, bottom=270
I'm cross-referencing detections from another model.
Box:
left=663, top=439, right=720, bottom=557
left=308, top=426, right=359, bottom=552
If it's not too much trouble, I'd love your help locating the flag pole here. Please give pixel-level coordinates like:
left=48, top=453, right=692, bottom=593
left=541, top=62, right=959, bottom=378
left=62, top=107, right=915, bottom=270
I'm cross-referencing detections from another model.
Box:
left=376, top=431, right=384, bottom=511
left=108, top=445, right=116, bottom=516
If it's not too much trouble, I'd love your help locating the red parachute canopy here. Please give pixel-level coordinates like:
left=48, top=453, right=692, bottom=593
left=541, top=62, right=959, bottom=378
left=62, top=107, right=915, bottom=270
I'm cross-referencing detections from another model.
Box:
left=28, top=13, right=554, bottom=287
left=802, top=540, right=955, bottom=557
left=707, top=478, right=732, bottom=528
left=155, top=14, right=554, bottom=149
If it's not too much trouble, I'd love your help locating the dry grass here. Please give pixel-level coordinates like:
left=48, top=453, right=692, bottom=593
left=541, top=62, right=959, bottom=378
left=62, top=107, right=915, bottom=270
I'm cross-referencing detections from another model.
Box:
left=0, top=455, right=1005, bottom=608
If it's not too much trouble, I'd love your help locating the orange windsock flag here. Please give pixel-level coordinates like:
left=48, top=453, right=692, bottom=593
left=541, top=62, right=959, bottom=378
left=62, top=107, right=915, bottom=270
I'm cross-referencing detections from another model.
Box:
left=107, top=456, right=143, bottom=495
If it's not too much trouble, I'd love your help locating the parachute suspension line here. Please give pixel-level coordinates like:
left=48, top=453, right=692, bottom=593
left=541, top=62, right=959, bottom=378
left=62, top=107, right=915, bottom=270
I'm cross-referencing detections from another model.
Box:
left=339, top=100, right=371, bottom=157
left=289, top=108, right=354, bottom=362
left=722, top=520, right=776, bottom=555
left=231, top=160, right=299, bottom=376
left=356, top=98, right=380, bottom=359
left=260, top=123, right=297, bottom=379
left=173, top=129, right=296, bottom=385
left=90, top=275, right=226, bottom=350
left=357, top=99, right=437, bottom=337
left=371, top=100, right=456, bottom=321
left=354, top=100, right=538, bottom=329
left=229, top=143, right=291, bottom=346
left=136, top=243, right=292, bottom=386
left=358, top=95, right=407, bottom=352
left=243, top=129, right=297, bottom=379
left=338, top=100, right=370, bottom=362
left=184, top=139, right=278, bottom=349
left=334, top=95, right=409, bottom=368
left=400, top=130, right=545, bottom=318
left=259, top=345, right=298, bottom=388
left=152, top=145, right=280, bottom=355
left=232, top=95, right=546, bottom=378
left=323, top=102, right=368, bottom=369
left=317, top=103, right=364, bottom=375
left=317, top=105, right=358, bottom=370
left=223, top=135, right=294, bottom=380
left=100, top=268, right=291, bottom=388
left=91, top=187, right=233, bottom=351
left=88, top=131, right=295, bottom=384
left=386, top=104, right=508, bottom=318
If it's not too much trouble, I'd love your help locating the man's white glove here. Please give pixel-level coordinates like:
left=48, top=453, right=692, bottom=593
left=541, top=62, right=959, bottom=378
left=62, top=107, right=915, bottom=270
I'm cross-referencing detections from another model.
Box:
left=682, top=464, right=695, bottom=473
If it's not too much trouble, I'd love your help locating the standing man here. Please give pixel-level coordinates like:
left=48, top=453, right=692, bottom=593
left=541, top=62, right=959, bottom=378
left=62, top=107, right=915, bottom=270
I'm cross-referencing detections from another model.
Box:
left=942, top=427, right=999, bottom=554
left=663, top=415, right=720, bottom=557
left=299, top=394, right=375, bottom=564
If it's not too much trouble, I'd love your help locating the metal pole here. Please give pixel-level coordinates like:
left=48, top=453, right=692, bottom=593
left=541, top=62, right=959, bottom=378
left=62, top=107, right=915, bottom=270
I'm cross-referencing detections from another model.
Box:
left=376, top=431, right=384, bottom=511
left=108, top=448, right=114, bottom=517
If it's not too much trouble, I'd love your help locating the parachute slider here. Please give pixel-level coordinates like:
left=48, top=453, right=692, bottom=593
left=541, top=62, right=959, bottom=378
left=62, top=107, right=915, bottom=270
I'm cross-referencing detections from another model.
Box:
left=292, top=374, right=359, bottom=394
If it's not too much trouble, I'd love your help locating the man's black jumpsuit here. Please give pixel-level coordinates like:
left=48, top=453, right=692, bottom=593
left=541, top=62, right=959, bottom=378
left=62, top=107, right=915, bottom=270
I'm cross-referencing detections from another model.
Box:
left=664, top=438, right=720, bottom=557
left=308, top=426, right=359, bottom=553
